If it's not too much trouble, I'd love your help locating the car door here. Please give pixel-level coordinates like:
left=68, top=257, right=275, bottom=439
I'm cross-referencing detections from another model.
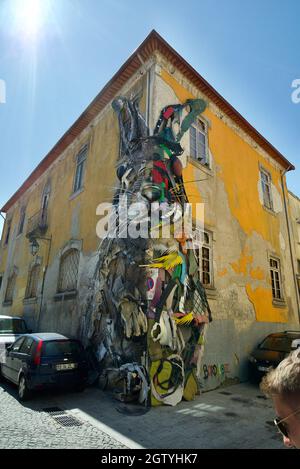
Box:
left=1, top=337, right=25, bottom=382
left=10, top=337, right=34, bottom=383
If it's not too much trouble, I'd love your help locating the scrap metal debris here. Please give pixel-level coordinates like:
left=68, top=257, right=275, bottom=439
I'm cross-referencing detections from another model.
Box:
left=81, top=96, right=212, bottom=406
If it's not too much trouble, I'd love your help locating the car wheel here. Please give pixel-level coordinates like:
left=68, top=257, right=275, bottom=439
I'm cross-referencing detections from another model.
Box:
left=18, top=375, right=31, bottom=401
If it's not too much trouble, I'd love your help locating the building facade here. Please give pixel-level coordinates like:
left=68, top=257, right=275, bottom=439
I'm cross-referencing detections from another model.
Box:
left=288, top=191, right=300, bottom=302
left=0, top=31, right=299, bottom=391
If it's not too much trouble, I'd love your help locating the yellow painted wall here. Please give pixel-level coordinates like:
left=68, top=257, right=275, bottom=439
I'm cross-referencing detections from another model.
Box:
left=158, top=69, right=293, bottom=323
left=0, top=74, right=148, bottom=319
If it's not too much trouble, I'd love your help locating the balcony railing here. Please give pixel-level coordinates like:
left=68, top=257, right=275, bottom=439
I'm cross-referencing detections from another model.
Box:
left=26, top=209, right=48, bottom=238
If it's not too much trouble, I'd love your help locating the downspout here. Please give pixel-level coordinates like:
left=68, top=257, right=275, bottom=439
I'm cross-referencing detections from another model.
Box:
left=281, top=166, right=300, bottom=322
left=37, top=236, right=52, bottom=331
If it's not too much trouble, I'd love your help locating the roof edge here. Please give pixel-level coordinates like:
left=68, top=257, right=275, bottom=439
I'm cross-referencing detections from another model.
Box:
left=1, top=29, right=295, bottom=213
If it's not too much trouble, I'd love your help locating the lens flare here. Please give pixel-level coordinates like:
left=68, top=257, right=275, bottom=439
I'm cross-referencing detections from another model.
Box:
left=13, top=0, right=48, bottom=40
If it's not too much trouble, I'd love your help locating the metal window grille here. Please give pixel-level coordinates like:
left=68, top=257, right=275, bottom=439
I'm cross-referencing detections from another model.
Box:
left=270, top=257, right=283, bottom=300
left=58, top=249, right=80, bottom=293
left=190, top=119, right=208, bottom=165
left=5, top=273, right=16, bottom=303
left=261, top=170, right=273, bottom=210
left=73, top=145, right=88, bottom=193
left=25, top=265, right=40, bottom=299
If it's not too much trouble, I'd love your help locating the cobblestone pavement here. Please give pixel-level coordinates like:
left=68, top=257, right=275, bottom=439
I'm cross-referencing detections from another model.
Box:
left=0, top=380, right=128, bottom=449
left=0, top=378, right=284, bottom=449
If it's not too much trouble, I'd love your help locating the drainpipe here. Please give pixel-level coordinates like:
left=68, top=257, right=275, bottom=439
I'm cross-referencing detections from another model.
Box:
left=36, top=236, right=52, bottom=331
left=281, top=167, right=300, bottom=322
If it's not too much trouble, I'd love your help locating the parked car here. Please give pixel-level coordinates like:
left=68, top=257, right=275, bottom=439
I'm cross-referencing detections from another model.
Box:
left=248, top=330, right=300, bottom=382
left=0, top=315, right=31, bottom=349
left=0, top=333, right=88, bottom=400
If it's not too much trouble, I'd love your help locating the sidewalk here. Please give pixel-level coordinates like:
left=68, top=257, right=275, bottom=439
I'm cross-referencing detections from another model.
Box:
left=26, top=381, right=283, bottom=449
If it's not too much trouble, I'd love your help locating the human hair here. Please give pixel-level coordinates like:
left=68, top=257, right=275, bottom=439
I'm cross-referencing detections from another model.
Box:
left=260, top=349, right=300, bottom=397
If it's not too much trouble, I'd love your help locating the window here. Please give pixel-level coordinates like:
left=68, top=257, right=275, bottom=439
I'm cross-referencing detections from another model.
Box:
left=19, top=337, right=34, bottom=355
left=43, top=340, right=82, bottom=357
left=0, top=318, right=27, bottom=334
left=25, top=265, right=40, bottom=299
left=57, top=249, right=80, bottom=293
left=18, top=207, right=26, bottom=235
left=190, top=119, right=209, bottom=166
left=270, top=257, right=283, bottom=300
left=73, top=145, right=88, bottom=193
left=4, top=272, right=17, bottom=304
left=4, top=220, right=11, bottom=245
left=12, top=337, right=25, bottom=352
left=261, top=168, right=273, bottom=210
left=193, top=229, right=213, bottom=287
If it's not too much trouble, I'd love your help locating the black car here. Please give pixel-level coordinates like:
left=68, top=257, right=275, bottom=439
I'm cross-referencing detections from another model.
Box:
left=0, top=333, right=88, bottom=400
left=248, top=330, right=300, bottom=382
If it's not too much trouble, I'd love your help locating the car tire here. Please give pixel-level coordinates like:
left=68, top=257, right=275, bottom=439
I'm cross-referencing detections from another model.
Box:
left=18, top=375, right=31, bottom=401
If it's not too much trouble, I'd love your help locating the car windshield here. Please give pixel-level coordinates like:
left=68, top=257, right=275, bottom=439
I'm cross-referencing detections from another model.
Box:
left=42, top=340, right=83, bottom=357
left=0, top=318, right=28, bottom=334
left=259, top=336, right=292, bottom=353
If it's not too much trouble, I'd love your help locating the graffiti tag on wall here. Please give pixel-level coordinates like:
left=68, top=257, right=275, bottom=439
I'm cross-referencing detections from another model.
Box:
left=203, top=363, right=230, bottom=380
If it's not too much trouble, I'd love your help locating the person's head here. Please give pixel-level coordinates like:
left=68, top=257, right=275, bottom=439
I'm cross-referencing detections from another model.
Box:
left=260, top=349, right=300, bottom=448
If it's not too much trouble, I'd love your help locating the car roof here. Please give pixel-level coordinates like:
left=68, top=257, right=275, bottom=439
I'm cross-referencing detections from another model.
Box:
left=0, top=315, right=25, bottom=320
left=25, top=333, right=73, bottom=341
left=265, top=331, right=300, bottom=339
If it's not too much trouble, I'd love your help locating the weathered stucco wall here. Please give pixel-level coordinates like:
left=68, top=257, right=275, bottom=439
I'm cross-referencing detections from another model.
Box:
left=0, top=62, right=151, bottom=336
left=151, top=54, right=299, bottom=389
left=0, top=51, right=299, bottom=391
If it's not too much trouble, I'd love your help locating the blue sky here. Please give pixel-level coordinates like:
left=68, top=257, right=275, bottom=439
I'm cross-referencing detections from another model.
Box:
left=0, top=0, right=299, bottom=235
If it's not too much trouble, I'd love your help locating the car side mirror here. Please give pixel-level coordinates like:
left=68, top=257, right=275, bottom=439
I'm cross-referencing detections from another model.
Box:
left=291, top=339, right=300, bottom=350
left=6, top=345, right=12, bottom=353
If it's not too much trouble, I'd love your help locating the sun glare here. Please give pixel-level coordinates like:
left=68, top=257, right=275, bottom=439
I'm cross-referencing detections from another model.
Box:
left=13, top=0, right=48, bottom=40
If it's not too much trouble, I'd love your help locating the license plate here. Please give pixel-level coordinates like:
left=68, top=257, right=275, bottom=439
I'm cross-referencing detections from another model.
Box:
left=56, top=363, right=77, bottom=371
left=258, top=366, right=270, bottom=372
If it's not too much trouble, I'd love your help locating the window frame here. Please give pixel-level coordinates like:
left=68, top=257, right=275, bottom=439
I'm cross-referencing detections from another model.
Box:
left=17, top=206, right=26, bottom=236
left=4, top=219, right=12, bottom=245
left=192, top=228, right=214, bottom=288
left=73, top=144, right=88, bottom=194
left=269, top=256, right=284, bottom=301
left=25, top=264, right=40, bottom=300
left=4, top=271, right=17, bottom=304
left=189, top=118, right=209, bottom=167
left=260, top=167, right=274, bottom=211
left=57, top=248, right=80, bottom=294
